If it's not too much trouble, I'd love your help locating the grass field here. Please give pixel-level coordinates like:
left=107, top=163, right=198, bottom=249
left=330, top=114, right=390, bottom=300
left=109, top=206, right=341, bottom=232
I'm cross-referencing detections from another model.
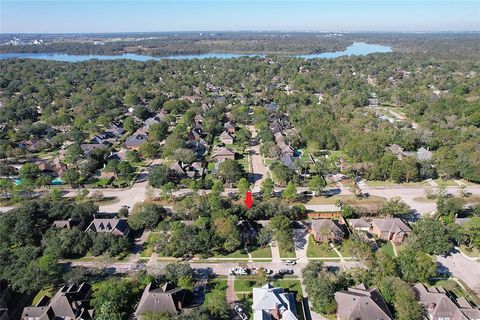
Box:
left=279, top=244, right=296, bottom=259
left=459, top=245, right=480, bottom=258
left=365, top=180, right=425, bottom=187
left=140, top=232, right=160, bottom=258
left=234, top=278, right=302, bottom=295
left=250, top=246, right=272, bottom=258
left=32, top=287, right=54, bottom=305
left=379, top=241, right=395, bottom=257
left=306, top=236, right=340, bottom=258
left=307, top=195, right=385, bottom=206
left=212, top=248, right=249, bottom=259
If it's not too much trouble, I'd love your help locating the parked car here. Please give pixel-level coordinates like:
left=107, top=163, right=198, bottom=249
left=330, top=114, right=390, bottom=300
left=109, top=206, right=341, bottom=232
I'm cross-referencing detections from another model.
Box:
left=278, top=269, right=294, bottom=275
left=284, top=260, right=296, bottom=266
left=229, top=267, right=248, bottom=276
left=264, top=268, right=273, bottom=275
left=234, top=303, right=248, bottom=320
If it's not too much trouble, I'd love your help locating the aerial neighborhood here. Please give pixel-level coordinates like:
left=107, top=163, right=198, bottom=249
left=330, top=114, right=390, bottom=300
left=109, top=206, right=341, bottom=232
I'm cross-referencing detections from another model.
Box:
left=0, top=29, right=480, bottom=320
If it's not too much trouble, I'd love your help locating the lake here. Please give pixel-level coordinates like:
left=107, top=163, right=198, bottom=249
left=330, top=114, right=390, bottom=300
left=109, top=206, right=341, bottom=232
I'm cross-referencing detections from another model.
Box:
left=0, top=42, right=391, bottom=62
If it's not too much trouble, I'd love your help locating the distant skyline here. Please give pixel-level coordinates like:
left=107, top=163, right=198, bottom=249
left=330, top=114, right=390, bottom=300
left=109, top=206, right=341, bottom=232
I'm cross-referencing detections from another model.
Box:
left=1, top=1, right=479, bottom=33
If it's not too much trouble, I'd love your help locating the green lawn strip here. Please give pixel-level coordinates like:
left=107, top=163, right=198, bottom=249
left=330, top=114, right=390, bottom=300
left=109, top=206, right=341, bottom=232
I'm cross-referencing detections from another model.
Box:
left=459, top=245, right=480, bottom=258
left=334, top=243, right=351, bottom=257
left=307, top=195, right=385, bottom=206
left=434, top=179, right=459, bottom=187
left=279, top=245, right=296, bottom=259
left=249, top=246, right=272, bottom=258
left=32, top=286, right=54, bottom=305
left=307, top=236, right=339, bottom=258
left=379, top=241, right=395, bottom=257
left=211, top=248, right=249, bottom=259
left=432, top=279, right=480, bottom=305
left=234, top=278, right=302, bottom=295
left=140, top=232, right=160, bottom=258
left=205, top=279, right=227, bottom=305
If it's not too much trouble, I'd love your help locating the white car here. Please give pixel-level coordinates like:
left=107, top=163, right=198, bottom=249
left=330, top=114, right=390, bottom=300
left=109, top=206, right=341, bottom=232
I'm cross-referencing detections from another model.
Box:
left=229, top=267, right=248, bottom=275
left=284, top=260, right=296, bottom=266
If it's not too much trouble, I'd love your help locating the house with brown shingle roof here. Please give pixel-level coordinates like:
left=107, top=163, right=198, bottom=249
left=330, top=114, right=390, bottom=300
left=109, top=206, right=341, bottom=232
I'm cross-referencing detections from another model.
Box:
left=211, top=146, right=235, bottom=162
left=219, top=131, right=234, bottom=145
left=134, top=282, right=187, bottom=318
left=414, top=283, right=480, bottom=320
left=85, top=218, right=130, bottom=237
left=348, top=218, right=412, bottom=244
left=310, top=219, right=345, bottom=243
left=335, top=283, right=393, bottom=320
left=21, top=283, right=93, bottom=320
left=224, top=121, right=236, bottom=134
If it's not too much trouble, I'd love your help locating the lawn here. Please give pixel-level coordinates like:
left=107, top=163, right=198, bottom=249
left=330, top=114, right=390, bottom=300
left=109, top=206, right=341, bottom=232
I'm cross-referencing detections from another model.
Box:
left=235, top=278, right=301, bottom=292
left=212, top=248, right=249, bottom=259
left=279, top=244, right=296, bottom=259
left=205, top=278, right=228, bottom=306
left=250, top=246, right=272, bottom=259
left=432, top=279, right=480, bottom=305
left=379, top=241, right=395, bottom=257
left=365, top=180, right=423, bottom=187
left=307, top=236, right=340, bottom=258
left=32, top=286, right=54, bottom=305
left=434, top=179, right=459, bottom=187
left=307, top=195, right=386, bottom=206
left=459, top=245, right=480, bottom=258
left=140, top=232, right=160, bottom=258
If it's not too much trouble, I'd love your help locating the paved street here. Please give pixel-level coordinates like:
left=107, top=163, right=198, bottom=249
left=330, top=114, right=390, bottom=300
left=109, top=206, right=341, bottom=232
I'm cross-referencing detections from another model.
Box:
left=436, top=251, right=480, bottom=295
left=246, top=125, right=270, bottom=192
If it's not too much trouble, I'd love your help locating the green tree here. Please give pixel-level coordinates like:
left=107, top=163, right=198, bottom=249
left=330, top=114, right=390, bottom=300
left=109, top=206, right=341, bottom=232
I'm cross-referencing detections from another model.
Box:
left=380, top=197, right=411, bottom=217
left=308, top=175, right=326, bottom=196
left=117, top=161, right=134, bottom=180
left=261, top=178, right=275, bottom=199
left=139, top=142, right=160, bottom=159
left=282, top=181, right=298, bottom=202
left=128, top=203, right=166, bottom=230
left=0, top=178, right=14, bottom=197
left=62, top=169, right=80, bottom=188
left=215, top=159, right=243, bottom=186
left=397, top=247, right=436, bottom=283
left=64, top=143, right=83, bottom=168
left=237, top=178, right=250, bottom=196
left=148, top=122, right=169, bottom=142
left=19, top=163, right=41, bottom=180
left=148, top=165, right=170, bottom=188
left=412, top=218, right=454, bottom=255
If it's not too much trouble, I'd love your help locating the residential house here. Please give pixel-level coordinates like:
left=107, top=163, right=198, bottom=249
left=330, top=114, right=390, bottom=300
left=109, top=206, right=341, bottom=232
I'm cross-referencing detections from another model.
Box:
left=219, top=131, right=234, bottom=145
left=36, top=161, right=66, bottom=177
left=278, top=142, right=295, bottom=157
left=368, top=98, right=379, bottom=107
left=21, top=283, right=94, bottom=320
left=270, top=120, right=283, bottom=134
left=108, top=149, right=128, bottom=161
left=105, top=122, right=125, bottom=138
left=348, top=218, right=412, bottom=244
left=80, top=144, right=109, bottom=158
left=265, top=102, right=279, bottom=113
left=211, top=146, right=235, bottom=162
left=335, top=283, right=393, bottom=320
left=180, top=95, right=202, bottom=103
left=417, top=147, right=433, bottom=161
left=310, top=219, right=345, bottom=243
left=91, top=131, right=117, bottom=145
left=252, top=283, right=298, bottom=320
left=186, top=139, right=208, bottom=159
left=194, top=114, right=204, bottom=124
left=125, top=128, right=148, bottom=150
left=85, top=218, right=130, bottom=237
left=0, top=280, right=10, bottom=320
left=414, top=283, right=480, bottom=320
left=224, top=121, right=236, bottom=134
left=238, top=221, right=258, bottom=245
left=280, top=153, right=295, bottom=169
left=52, top=218, right=84, bottom=230
left=134, top=282, right=187, bottom=318
left=188, top=128, right=203, bottom=142
left=386, top=144, right=405, bottom=160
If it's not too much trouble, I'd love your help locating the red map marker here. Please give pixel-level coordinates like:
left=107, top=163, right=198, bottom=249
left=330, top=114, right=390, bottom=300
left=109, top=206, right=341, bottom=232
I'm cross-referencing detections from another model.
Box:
left=244, top=191, right=253, bottom=209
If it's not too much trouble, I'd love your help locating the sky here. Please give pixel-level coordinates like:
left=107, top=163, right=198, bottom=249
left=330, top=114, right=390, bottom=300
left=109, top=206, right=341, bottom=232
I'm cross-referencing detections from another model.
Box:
left=1, top=1, right=479, bottom=33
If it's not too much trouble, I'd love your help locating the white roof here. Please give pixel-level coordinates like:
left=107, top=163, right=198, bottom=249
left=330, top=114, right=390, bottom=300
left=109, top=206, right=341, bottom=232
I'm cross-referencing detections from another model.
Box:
left=252, top=283, right=298, bottom=320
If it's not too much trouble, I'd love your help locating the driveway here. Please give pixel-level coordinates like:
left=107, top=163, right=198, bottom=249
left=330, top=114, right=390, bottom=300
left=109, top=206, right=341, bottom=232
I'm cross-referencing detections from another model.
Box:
left=246, top=125, right=270, bottom=192
left=436, top=252, right=480, bottom=295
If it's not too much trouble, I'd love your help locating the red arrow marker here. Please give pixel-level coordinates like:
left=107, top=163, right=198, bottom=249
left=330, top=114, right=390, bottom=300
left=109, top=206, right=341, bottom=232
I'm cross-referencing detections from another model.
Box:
left=244, top=191, right=253, bottom=209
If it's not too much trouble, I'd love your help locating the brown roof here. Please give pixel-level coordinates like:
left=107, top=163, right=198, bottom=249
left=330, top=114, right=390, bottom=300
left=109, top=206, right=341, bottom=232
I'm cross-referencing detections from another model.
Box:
left=134, top=283, right=186, bottom=317
left=212, top=146, right=235, bottom=158
left=311, top=219, right=344, bottom=238
left=371, top=218, right=411, bottom=235
left=22, top=283, right=93, bottom=320
left=335, top=284, right=393, bottom=320
left=414, top=283, right=480, bottom=320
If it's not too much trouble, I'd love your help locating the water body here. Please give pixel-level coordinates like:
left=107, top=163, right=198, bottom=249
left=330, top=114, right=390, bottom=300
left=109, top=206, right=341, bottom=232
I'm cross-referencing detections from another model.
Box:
left=0, top=42, right=391, bottom=62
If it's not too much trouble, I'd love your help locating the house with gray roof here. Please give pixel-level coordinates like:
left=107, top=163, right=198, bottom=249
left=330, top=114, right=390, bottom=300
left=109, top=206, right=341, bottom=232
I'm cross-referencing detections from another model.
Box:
left=85, top=218, right=130, bottom=237
left=134, top=282, right=187, bottom=318
left=125, top=127, right=148, bottom=150
left=414, top=283, right=480, bottom=320
left=417, top=147, right=433, bottom=161
left=22, top=283, right=93, bottom=320
left=335, top=283, right=393, bottom=320
left=310, top=219, right=345, bottom=243
left=252, top=283, right=298, bottom=320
